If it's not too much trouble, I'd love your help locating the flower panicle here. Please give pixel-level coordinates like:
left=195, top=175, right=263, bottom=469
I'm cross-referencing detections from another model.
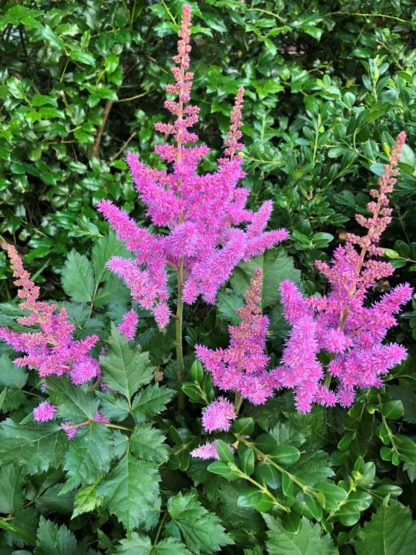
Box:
left=196, top=268, right=276, bottom=406
left=277, top=132, right=413, bottom=411
left=99, top=5, right=288, bottom=329
left=0, top=246, right=100, bottom=386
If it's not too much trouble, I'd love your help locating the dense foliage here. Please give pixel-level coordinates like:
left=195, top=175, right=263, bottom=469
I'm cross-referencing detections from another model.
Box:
left=1, top=1, right=416, bottom=554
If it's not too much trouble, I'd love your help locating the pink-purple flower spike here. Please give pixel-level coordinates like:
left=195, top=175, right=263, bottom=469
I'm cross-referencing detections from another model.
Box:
left=275, top=132, right=412, bottom=411
left=196, top=268, right=277, bottom=405
left=97, top=4, right=288, bottom=328
left=0, top=245, right=100, bottom=385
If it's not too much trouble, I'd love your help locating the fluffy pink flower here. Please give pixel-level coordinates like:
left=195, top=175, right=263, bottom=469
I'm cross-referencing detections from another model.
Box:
left=61, top=422, right=77, bottom=440
left=70, top=359, right=101, bottom=385
left=93, top=412, right=110, bottom=424
left=202, top=397, right=236, bottom=433
left=278, top=132, right=412, bottom=410
left=0, top=246, right=100, bottom=386
left=196, top=269, right=276, bottom=405
left=191, top=442, right=219, bottom=460
left=33, top=401, right=57, bottom=422
left=118, top=309, right=138, bottom=340
left=97, top=5, right=287, bottom=328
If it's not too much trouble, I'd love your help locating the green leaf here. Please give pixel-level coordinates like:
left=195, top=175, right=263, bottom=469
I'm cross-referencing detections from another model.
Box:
left=48, top=377, right=98, bottom=421
left=217, top=291, right=244, bottom=324
left=355, top=502, right=416, bottom=555
left=69, top=47, right=95, bottom=66
left=264, top=514, right=337, bottom=555
left=100, top=326, right=154, bottom=402
left=237, top=488, right=275, bottom=512
left=315, top=482, right=348, bottom=511
left=0, top=419, right=66, bottom=473
left=382, top=400, right=404, bottom=420
left=401, top=144, right=415, bottom=167
left=216, top=439, right=234, bottom=463
left=35, top=516, right=77, bottom=555
left=288, top=451, right=334, bottom=486
left=130, top=425, right=169, bottom=463
left=98, top=453, right=160, bottom=532
left=62, top=250, right=95, bottom=302
left=72, top=481, right=103, bottom=519
left=0, top=465, right=23, bottom=514
left=131, top=383, right=175, bottom=422
left=231, top=248, right=301, bottom=309
left=166, top=492, right=233, bottom=554
left=207, top=461, right=240, bottom=481
left=116, top=534, right=192, bottom=554
left=255, top=462, right=281, bottom=489
left=0, top=355, right=27, bottom=388
left=272, top=445, right=300, bottom=466
left=64, top=424, right=113, bottom=489
left=233, top=417, right=255, bottom=435
left=92, top=232, right=128, bottom=285
left=97, top=391, right=130, bottom=422
left=41, top=25, right=65, bottom=49
left=36, top=484, right=74, bottom=515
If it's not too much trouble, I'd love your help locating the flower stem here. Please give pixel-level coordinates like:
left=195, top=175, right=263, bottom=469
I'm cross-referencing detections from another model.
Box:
left=176, top=258, right=185, bottom=412
left=234, top=391, right=243, bottom=414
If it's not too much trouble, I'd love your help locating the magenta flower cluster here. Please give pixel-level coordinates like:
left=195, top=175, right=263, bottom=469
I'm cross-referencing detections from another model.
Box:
left=97, top=4, right=288, bottom=328
left=275, top=132, right=412, bottom=411
left=193, top=132, right=411, bottom=427
left=0, top=245, right=100, bottom=385
left=196, top=268, right=276, bottom=405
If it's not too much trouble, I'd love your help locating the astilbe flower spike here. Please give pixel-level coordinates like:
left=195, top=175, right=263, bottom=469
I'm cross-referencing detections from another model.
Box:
left=196, top=268, right=277, bottom=405
left=0, top=245, right=100, bottom=385
left=97, top=4, right=288, bottom=328
left=274, top=132, right=413, bottom=411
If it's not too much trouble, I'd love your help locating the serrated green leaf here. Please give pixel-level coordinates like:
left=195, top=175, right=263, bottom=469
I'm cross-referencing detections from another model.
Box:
left=355, top=502, right=416, bottom=555
left=130, top=425, right=169, bottom=463
left=167, top=492, right=233, bottom=554
left=100, top=326, right=154, bottom=402
left=62, top=250, right=95, bottom=302
left=288, top=451, right=334, bottom=486
left=35, top=484, right=74, bottom=515
left=0, top=419, right=66, bottom=473
left=47, top=377, right=98, bottom=421
left=64, top=423, right=113, bottom=489
left=116, top=534, right=192, bottom=554
left=264, top=514, right=337, bottom=554
left=72, top=481, right=102, bottom=519
left=35, top=516, right=77, bottom=555
left=131, top=383, right=175, bottom=422
left=98, top=453, right=160, bottom=532
left=97, top=391, right=130, bottom=422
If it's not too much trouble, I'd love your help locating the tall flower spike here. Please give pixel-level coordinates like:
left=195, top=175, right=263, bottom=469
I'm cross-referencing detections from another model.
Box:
left=0, top=246, right=100, bottom=385
left=98, top=4, right=288, bottom=329
left=276, top=132, right=412, bottom=411
left=196, top=268, right=277, bottom=405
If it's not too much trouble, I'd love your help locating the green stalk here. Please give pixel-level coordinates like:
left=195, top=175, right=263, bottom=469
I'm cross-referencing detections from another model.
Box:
left=176, top=258, right=185, bottom=412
